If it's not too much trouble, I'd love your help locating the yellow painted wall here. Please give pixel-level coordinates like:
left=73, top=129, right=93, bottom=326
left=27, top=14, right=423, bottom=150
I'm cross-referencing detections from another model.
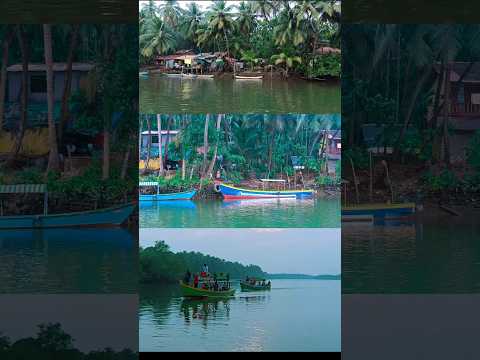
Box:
left=0, top=129, right=50, bottom=156
left=139, top=159, right=161, bottom=170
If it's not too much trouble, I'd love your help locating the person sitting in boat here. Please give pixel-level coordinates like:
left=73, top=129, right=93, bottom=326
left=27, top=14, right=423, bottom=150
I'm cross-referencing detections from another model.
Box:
left=261, top=280, right=265, bottom=286
left=183, top=270, right=191, bottom=285
left=193, top=274, right=199, bottom=288
left=201, top=264, right=209, bottom=277
left=213, top=280, right=219, bottom=291
left=246, top=276, right=249, bottom=282
left=202, top=283, right=208, bottom=290
left=267, top=281, right=271, bottom=286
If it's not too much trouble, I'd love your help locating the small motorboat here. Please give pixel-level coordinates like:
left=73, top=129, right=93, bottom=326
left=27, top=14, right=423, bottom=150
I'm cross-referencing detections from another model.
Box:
left=240, top=278, right=271, bottom=292
left=234, top=74, right=263, bottom=80
left=179, top=280, right=235, bottom=298
left=139, top=182, right=196, bottom=201
left=341, top=203, right=416, bottom=221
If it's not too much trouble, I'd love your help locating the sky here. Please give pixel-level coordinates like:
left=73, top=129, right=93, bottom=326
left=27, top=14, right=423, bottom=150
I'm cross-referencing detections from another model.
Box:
left=0, top=295, right=138, bottom=352
left=140, top=228, right=341, bottom=275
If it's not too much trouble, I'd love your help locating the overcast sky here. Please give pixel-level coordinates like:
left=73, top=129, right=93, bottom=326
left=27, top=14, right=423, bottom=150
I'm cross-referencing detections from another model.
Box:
left=0, top=295, right=138, bottom=352
left=140, top=228, right=341, bottom=275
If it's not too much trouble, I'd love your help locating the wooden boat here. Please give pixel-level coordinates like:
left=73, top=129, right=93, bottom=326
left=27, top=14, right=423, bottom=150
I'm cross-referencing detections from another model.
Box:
left=195, top=74, right=215, bottom=79
left=240, top=280, right=271, bottom=292
left=139, top=190, right=196, bottom=201
left=341, top=203, right=416, bottom=221
left=164, top=73, right=182, bottom=77
left=181, top=73, right=197, bottom=79
left=139, top=182, right=196, bottom=201
left=179, top=280, right=235, bottom=298
left=139, top=71, right=149, bottom=76
left=234, top=74, right=263, bottom=80
left=0, top=203, right=135, bottom=230
left=216, top=183, right=314, bottom=200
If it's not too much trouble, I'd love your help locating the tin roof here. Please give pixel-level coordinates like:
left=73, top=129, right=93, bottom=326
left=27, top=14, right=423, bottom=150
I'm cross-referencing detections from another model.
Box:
left=7, top=63, right=94, bottom=72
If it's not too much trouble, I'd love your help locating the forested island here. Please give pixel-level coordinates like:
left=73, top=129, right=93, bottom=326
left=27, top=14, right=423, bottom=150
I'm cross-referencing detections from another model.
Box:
left=0, top=323, right=137, bottom=360
left=139, top=0, right=340, bottom=80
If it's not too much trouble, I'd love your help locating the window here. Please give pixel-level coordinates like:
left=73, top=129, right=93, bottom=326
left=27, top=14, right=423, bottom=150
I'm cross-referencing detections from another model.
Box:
left=30, top=74, right=47, bottom=93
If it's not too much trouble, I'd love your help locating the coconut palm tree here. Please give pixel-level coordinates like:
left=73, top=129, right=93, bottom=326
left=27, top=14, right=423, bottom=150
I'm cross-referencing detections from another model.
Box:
left=43, top=24, right=60, bottom=173
left=271, top=52, right=302, bottom=77
left=252, top=0, right=275, bottom=21
left=205, top=0, right=235, bottom=56
left=236, top=1, right=257, bottom=35
left=140, top=16, right=176, bottom=60
left=158, top=0, right=182, bottom=28
left=180, top=2, right=204, bottom=47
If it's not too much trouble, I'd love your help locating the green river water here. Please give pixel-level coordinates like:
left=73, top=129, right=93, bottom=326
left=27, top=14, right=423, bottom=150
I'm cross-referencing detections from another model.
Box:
left=139, top=279, right=340, bottom=352
left=140, top=73, right=340, bottom=114
left=140, top=197, right=340, bottom=228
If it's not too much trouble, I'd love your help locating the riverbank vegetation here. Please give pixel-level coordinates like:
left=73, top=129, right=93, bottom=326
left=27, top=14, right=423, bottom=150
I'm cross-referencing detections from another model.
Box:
left=139, top=0, right=341, bottom=79
left=139, top=113, right=341, bottom=193
left=0, top=24, right=138, bottom=213
left=343, top=24, right=480, bottom=206
left=140, top=241, right=267, bottom=284
left=0, top=323, right=137, bottom=360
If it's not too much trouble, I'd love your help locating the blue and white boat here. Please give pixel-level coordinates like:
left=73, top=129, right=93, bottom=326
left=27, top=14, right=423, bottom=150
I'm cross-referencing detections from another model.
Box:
left=216, top=183, right=314, bottom=200
left=342, top=203, right=416, bottom=221
left=139, top=182, right=196, bottom=201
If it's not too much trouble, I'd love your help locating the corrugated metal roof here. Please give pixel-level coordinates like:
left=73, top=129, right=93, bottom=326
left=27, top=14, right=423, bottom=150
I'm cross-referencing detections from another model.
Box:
left=0, top=184, right=46, bottom=193
left=7, top=63, right=94, bottom=72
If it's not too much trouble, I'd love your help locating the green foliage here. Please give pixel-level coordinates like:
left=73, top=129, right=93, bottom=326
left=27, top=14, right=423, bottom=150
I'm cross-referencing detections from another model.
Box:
left=302, top=53, right=341, bottom=78
left=467, top=131, right=480, bottom=172
left=422, top=169, right=459, bottom=192
left=140, top=241, right=267, bottom=284
left=343, top=147, right=370, bottom=170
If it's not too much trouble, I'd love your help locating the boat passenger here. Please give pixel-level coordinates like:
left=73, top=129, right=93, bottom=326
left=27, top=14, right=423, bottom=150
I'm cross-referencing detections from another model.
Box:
left=183, top=270, right=191, bottom=284
left=202, top=264, right=209, bottom=274
left=214, top=280, right=219, bottom=291
left=194, top=274, right=199, bottom=288
left=246, top=276, right=249, bottom=282
left=267, top=281, right=271, bottom=286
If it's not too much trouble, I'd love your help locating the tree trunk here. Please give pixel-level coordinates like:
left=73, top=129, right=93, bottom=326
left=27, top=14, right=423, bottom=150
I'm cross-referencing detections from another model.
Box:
left=206, top=114, right=222, bottom=178
left=163, top=116, right=172, bottom=166
left=44, top=24, right=60, bottom=173
left=0, top=26, right=14, bottom=131
left=145, top=116, right=151, bottom=171
left=58, top=25, right=80, bottom=145
left=443, top=63, right=451, bottom=166
left=6, top=26, right=30, bottom=167
left=102, top=123, right=110, bottom=180
left=120, top=138, right=131, bottom=180
left=157, top=114, right=163, bottom=175
left=201, top=114, right=210, bottom=176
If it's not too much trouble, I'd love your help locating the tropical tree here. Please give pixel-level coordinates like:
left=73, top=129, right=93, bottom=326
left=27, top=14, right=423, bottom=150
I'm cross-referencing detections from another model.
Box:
left=205, top=0, right=235, bottom=56
left=271, top=52, right=302, bottom=77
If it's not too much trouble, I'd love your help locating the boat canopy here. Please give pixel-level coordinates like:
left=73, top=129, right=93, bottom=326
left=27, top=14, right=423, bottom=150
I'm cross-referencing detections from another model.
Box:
left=139, top=181, right=159, bottom=187
left=0, top=184, right=48, bottom=216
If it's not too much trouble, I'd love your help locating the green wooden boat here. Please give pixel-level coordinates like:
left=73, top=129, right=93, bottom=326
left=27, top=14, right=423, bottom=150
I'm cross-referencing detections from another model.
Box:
left=240, top=280, right=271, bottom=291
left=179, top=281, right=235, bottom=298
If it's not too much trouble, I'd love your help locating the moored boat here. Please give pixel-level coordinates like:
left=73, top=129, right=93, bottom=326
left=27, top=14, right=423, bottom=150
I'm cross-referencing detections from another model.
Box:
left=341, top=203, right=416, bottom=221
left=181, top=73, right=197, bottom=79
left=240, top=278, right=271, bottom=291
left=0, top=203, right=135, bottom=229
left=216, top=183, right=314, bottom=200
left=179, top=280, right=235, bottom=298
left=195, top=74, right=215, bottom=79
left=139, top=182, right=196, bottom=201
left=164, top=73, right=182, bottom=77
left=234, top=74, right=263, bottom=80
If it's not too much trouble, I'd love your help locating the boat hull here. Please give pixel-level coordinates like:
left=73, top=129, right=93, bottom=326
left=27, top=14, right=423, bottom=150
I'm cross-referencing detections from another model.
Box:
left=240, top=282, right=271, bottom=291
left=341, top=203, right=416, bottom=220
left=139, top=190, right=196, bottom=201
left=235, top=75, right=263, bottom=80
left=0, top=203, right=135, bottom=229
left=218, top=183, right=314, bottom=200
left=179, top=281, right=235, bottom=298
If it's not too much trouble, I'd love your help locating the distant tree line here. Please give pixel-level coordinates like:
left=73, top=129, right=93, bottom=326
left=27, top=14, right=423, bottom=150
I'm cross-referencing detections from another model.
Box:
left=0, top=323, right=137, bottom=360
left=140, top=241, right=267, bottom=283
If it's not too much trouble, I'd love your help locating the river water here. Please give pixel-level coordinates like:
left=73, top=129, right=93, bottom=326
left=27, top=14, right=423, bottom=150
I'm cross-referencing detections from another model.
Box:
left=140, top=74, right=340, bottom=114
left=0, top=228, right=137, bottom=293
left=342, top=216, right=480, bottom=293
left=139, top=279, right=340, bottom=352
left=139, top=197, right=340, bottom=228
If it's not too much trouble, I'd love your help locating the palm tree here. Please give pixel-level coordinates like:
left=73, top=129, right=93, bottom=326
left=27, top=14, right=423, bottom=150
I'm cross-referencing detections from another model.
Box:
left=205, top=0, right=235, bottom=56
left=158, top=0, right=182, bottom=28
left=236, top=1, right=257, bottom=35
left=180, top=2, right=204, bottom=47
left=0, top=25, right=15, bottom=131
left=252, top=0, right=275, bottom=21
left=271, top=52, right=302, bottom=77
left=140, top=16, right=176, bottom=60
left=43, top=24, right=60, bottom=173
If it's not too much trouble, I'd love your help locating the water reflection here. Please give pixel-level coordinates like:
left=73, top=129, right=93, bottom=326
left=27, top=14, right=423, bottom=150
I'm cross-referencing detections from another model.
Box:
left=0, top=228, right=137, bottom=293
left=140, top=74, right=340, bottom=114
left=342, top=219, right=480, bottom=293
left=181, top=298, right=232, bottom=327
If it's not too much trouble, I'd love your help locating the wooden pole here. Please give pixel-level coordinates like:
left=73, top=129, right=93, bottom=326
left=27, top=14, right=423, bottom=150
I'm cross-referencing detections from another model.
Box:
left=382, top=160, right=394, bottom=203
left=369, top=151, right=373, bottom=202
left=348, top=156, right=360, bottom=204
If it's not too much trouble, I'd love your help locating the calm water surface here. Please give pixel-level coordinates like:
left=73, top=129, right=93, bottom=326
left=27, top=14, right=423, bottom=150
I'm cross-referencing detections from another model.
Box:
left=139, top=279, right=340, bottom=352
left=0, top=228, right=137, bottom=293
left=140, top=74, right=340, bottom=114
left=342, top=218, right=480, bottom=293
left=140, top=197, right=340, bottom=228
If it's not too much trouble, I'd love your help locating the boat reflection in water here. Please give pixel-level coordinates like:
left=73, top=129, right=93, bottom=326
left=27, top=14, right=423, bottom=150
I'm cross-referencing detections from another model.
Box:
left=139, top=200, right=197, bottom=210
left=221, top=197, right=314, bottom=208
left=181, top=298, right=232, bottom=326
left=0, top=227, right=137, bottom=293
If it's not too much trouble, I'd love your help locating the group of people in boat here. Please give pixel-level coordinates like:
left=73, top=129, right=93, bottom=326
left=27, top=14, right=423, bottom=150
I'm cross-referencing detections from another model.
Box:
left=245, top=276, right=270, bottom=287
left=183, top=264, right=231, bottom=292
